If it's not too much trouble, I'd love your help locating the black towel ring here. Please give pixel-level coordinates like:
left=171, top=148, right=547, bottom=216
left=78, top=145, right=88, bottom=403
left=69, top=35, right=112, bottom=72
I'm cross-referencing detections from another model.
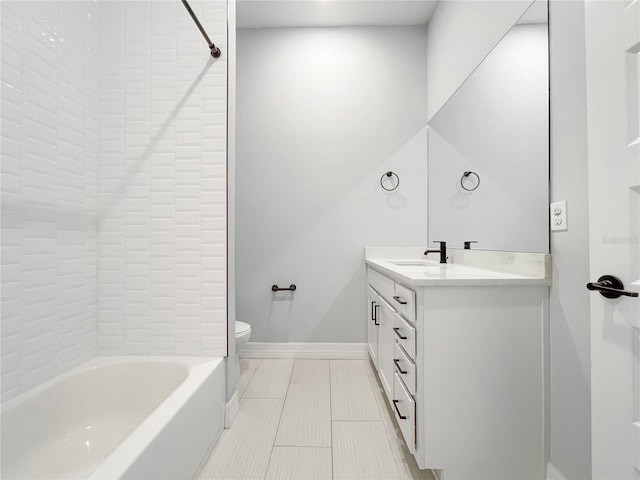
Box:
left=460, top=171, right=480, bottom=191
left=380, top=171, right=400, bottom=192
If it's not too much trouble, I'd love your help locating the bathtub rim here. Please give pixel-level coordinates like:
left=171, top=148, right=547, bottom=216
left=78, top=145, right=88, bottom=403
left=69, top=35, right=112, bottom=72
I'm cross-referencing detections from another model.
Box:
left=1, top=356, right=225, bottom=480
left=89, top=356, right=224, bottom=479
left=1, top=356, right=218, bottom=412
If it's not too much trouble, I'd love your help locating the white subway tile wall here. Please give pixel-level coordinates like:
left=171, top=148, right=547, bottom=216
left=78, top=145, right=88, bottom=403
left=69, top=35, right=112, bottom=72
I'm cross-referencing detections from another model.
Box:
left=97, top=1, right=227, bottom=357
left=1, top=2, right=100, bottom=401
left=1, top=0, right=228, bottom=401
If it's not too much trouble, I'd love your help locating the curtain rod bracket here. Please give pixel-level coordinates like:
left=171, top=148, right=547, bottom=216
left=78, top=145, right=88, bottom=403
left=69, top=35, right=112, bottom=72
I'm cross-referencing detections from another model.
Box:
left=181, top=0, right=222, bottom=58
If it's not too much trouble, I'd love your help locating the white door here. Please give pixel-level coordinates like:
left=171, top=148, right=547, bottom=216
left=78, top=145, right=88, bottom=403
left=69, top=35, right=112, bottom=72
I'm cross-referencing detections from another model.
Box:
left=585, top=1, right=640, bottom=477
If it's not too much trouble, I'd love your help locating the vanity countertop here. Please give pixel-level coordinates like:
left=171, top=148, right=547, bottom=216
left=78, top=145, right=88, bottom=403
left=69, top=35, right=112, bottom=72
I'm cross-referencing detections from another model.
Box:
left=365, top=247, right=551, bottom=287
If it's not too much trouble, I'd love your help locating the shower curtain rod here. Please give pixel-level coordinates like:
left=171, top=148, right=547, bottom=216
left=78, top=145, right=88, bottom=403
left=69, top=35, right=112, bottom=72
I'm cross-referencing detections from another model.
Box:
left=181, top=0, right=221, bottom=58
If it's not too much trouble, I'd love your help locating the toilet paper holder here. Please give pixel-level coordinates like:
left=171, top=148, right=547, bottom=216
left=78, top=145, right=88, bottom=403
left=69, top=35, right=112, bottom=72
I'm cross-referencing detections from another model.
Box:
left=272, top=284, right=297, bottom=292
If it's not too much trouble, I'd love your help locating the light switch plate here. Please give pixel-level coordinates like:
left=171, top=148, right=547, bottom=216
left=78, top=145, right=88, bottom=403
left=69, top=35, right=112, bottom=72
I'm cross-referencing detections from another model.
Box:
left=550, top=200, right=568, bottom=231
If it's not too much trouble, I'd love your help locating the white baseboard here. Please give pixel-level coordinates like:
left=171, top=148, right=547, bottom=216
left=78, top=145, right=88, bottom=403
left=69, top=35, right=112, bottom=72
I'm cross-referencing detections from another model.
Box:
left=239, top=342, right=368, bottom=359
left=547, top=462, right=568, bottom=480
left=225, top=390, right=239, bottom=428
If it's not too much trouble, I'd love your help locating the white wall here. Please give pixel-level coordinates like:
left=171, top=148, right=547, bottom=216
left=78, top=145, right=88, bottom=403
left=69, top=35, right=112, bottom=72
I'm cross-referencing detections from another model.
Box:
left=226, top=0, right=238, bottom=401
left=236, top=27, right=428, bottom=343
left=1, top=2, right=99, bottom=401
left=426, top=0, right=533, bottom=121
left=428, top=24, right=549, bottom=253
left=425, top=0, right=593, bottom=476
left=97, top=1, right=228, bottom=356
left=548, top=2, right=591, bottom=478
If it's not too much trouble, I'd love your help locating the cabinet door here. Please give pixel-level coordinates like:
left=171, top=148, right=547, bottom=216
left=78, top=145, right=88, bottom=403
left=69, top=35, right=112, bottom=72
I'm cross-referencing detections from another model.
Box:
left=366, top=286, right=379, bottom=367
left=376, top=296, right=395, bottom=402
left=393, top=372, right=416, bottom=454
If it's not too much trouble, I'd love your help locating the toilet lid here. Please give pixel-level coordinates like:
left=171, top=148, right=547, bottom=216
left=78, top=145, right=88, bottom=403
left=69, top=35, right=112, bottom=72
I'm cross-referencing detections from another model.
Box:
left=236, top=321, right=251, bottom=335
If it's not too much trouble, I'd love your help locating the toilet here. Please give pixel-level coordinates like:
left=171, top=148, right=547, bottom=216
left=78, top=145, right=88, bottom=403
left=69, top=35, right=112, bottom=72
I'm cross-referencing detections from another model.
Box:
left=235, top=321, right=251, bottom=351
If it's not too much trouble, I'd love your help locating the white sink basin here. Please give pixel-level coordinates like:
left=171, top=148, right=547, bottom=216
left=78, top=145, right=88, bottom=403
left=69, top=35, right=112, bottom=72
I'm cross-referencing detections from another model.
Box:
left=389, top=260, right=442, bottom=268
left=422, top=266, right=449, bottom=273
left=386, top=261, right=488, bottom=277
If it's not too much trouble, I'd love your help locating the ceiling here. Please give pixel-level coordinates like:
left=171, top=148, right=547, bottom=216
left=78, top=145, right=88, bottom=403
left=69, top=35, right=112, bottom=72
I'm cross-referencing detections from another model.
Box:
left=236, top=0, right=439, bottom=29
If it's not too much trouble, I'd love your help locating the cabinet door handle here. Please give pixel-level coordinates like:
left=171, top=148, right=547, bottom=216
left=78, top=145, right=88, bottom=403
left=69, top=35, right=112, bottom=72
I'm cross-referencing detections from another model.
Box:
left=393, top=295, right=408, bottom=305
left=393, top=327, right=408, bottom=340
left=393, top=358, right=407, bottom=374
left=392, top=399, right=407, bottom=419
left=374, top=304, right=379, bottom=326
left=371, top=301, right=376, bottom=322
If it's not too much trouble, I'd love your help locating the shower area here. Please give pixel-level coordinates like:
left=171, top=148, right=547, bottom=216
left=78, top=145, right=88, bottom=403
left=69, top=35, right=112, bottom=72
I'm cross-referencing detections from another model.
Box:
left=1, top=1, right=230, bottom=477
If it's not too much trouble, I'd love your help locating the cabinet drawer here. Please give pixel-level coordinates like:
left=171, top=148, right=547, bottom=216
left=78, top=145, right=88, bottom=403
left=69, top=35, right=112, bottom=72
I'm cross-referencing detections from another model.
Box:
left=393, top=313, right=416, bottom=359
left=393, top=342, right=416, bottom=397
left=367, top=267, right=395, bottom=305
left=393, top=372, right=416, bottom=453
left=392, top=283, right=416, bottom=324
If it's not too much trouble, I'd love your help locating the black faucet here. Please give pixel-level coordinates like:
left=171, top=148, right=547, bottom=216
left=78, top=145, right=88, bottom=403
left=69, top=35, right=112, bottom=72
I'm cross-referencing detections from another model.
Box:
left=464, top=241, right=478, bottom=250
left=424, top=241, right=447, bottom=264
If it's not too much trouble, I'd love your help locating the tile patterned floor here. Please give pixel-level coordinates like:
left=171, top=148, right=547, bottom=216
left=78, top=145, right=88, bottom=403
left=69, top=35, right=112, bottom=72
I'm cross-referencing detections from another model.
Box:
left=198, top=359, right=434, bottom=480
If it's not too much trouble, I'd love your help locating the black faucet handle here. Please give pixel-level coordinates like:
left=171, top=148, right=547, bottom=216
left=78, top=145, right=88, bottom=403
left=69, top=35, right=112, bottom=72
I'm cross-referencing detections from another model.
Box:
left=464, top=241, right=478, bottom=250
left=429, top=241, right=448, bottom=264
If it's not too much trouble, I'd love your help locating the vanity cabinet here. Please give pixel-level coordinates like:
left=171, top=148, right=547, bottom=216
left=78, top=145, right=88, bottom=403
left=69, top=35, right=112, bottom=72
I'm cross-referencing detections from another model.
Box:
left=366, top=268, right=418, bottom=451
left=365, top=264, right=545, bottom=480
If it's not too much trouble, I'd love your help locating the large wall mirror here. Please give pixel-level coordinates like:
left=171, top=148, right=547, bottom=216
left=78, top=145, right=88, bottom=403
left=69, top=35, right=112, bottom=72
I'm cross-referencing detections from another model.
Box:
left=427, top=0, right=549, bottom=253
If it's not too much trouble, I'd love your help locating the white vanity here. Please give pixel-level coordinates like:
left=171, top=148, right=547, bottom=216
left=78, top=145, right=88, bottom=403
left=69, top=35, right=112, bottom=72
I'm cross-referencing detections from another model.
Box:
left=365, top=247, right=550, bottom=480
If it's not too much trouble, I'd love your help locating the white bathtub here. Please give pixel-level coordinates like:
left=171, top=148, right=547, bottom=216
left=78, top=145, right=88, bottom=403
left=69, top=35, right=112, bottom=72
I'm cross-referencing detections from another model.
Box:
left=1, top=357, right=225, bottom=480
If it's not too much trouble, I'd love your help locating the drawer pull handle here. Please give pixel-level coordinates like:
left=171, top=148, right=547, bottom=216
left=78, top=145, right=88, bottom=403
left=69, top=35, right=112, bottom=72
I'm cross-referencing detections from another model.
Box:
left=393, top=358, right=407, bottom=374
left=392, top=399, right=407, bottom=419
left=393, top=327, right=408, bottom=340
left=393, top=295, right=408, bottom=305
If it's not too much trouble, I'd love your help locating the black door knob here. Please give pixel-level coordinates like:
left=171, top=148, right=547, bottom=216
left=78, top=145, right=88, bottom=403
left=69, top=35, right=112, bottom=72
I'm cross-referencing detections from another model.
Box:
left=586, top=275, right=638, bottom=299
